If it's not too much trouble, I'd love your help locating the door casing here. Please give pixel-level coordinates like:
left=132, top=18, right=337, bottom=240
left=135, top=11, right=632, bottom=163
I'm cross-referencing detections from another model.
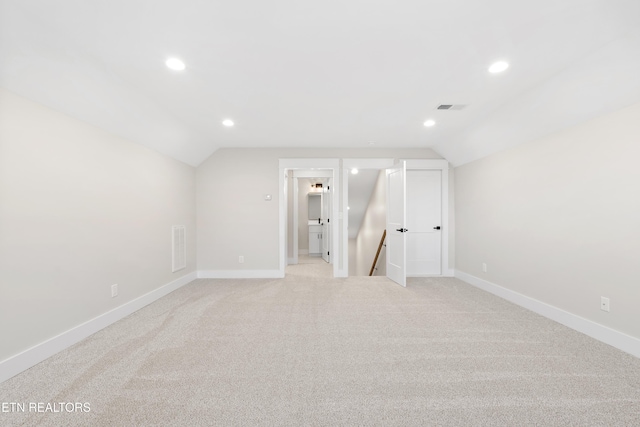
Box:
left=280, top=158, right=451, bottom=279
left=341, top=158, right=451, bottom=278
left=279, top=159, right=343, bottom=277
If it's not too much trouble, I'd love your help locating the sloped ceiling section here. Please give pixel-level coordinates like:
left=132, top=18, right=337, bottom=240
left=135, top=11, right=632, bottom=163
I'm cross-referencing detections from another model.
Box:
left=1, top=0, right=639, bottom=166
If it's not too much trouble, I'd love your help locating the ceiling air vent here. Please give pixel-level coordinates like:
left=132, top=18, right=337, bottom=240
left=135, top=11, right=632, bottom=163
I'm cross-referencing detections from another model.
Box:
left=436, top=104, right=467, bottom=110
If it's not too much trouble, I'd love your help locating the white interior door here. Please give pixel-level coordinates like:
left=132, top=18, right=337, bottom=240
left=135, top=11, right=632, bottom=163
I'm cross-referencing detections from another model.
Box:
left=407, top=170, right=442, bottom=275
left=321, top=180, right=331, bottom=263
left=386, top=161, right=407, bottom=287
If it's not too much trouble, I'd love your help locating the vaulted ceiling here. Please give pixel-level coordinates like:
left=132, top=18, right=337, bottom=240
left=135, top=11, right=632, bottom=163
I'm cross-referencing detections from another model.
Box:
left=2, top=0, right=639, bottom=166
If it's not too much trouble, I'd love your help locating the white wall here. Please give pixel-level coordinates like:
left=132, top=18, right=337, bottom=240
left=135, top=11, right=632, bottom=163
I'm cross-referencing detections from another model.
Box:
left=455, top=101, right=640, bottom=340
left=197, top=149, right=281, bottom=271
left=0, top=89, right=197, bottom=363
left=197, top=148, right=441, bottom=272
left=348, top=238, right=358, bottom=276
left=354, top=170, right=387, bottom=276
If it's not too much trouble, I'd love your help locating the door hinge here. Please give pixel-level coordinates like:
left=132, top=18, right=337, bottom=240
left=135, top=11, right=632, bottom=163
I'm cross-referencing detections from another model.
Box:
left=328, top=251, right=330, bottom=256
left=327, top=218, right=330, bottom=223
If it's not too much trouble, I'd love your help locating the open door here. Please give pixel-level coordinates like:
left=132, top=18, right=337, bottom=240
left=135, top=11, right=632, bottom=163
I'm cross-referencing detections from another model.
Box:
left=386, top=161, right=407, bottom=287
left=321, top=179, right=331, bottom=263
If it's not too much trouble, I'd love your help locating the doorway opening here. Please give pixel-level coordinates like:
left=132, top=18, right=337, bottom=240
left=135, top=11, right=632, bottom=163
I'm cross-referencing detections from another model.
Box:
left=343, top=158, right=451, bottom=284
left=343, top=159, right=394, bottom=278
left=279, top=159, right=344, bottom=278
left=346, top=167, right=388, bottom=277
left=290, top=173, right=332, bottom=265
left=279, top=158, right=450, bottom=282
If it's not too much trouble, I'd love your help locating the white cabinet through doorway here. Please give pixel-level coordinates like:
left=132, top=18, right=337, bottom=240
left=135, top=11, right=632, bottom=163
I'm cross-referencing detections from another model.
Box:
left=309, top=224, right=322, bottom=255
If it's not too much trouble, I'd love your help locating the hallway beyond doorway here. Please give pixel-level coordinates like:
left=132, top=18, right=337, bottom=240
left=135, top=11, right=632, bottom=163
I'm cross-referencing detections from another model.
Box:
left=287, top=255, right=332, bottom=278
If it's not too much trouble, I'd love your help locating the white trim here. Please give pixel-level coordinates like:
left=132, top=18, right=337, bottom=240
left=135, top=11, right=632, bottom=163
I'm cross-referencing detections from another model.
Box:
left=332, top=166, right=345, bottom=277
left=0, top=271, right=197, bottom=384
left=408, top=274, right=451, bottom=278
left=455, top=270, right=640, bottom=359
left=279, top=159, right=342, bottom=278
left=280, top=159, right=339, bottom=169
left=293, top=170, right=333, bottom=178
left=292, top=177, right=299, bottom=265
left=342, top=167, right=349, bottom=277
left=198, top=270, right=284, bottom=279
left=329, top=163, right=344, bottom=277
left=407, top=268, right=455, bottom=278
left=279, top=166, right=286, bottom=276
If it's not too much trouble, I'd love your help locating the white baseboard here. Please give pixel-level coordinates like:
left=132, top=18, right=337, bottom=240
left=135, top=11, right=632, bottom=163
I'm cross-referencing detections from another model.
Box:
left=0, top=271, right=198, bottom=384
left=198, top=270, right=284, bottom=279
left=407, top=268, right=455, bottom=278
left=455, top=270, right=640, bottom=359
left=288, top=257, right=296, bottom=265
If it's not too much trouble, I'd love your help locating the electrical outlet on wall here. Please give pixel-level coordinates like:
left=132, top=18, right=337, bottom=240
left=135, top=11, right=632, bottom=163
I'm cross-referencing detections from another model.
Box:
left=482, top=263, right=487, bottom=273
left=111, top=284, right=118, bottom=298
left=601, top=297, right=610, bottom=312
left=239, top=256, right=244, bottom=264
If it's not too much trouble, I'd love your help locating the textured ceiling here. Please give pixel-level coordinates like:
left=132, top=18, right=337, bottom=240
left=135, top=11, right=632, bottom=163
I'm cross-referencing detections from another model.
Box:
left=1, top=0, right=640, bottom=166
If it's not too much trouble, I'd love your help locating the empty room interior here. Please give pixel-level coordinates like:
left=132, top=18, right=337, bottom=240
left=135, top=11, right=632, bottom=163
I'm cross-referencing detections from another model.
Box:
left=1, top=0, right=640, bottom=425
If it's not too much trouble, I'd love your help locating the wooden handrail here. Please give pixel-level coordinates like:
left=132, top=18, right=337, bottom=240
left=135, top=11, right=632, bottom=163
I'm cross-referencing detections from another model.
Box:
left=369, top=229, right=386, bottom=276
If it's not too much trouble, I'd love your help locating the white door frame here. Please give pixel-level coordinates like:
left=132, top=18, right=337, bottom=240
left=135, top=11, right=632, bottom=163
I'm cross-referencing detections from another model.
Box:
left=280, top=158, right=451, bottom=278
left=341, top=158, right=451, bottom=278
left=321, top=181, right=331, bottom=263
left=404, top=159, right=451, bottom=277
left=279, top=159, right=345, bottom=277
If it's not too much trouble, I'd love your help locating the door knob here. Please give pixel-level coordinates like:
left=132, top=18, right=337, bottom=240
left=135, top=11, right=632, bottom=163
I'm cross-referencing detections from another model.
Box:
left=433, top=226, right=441, bottom=230
left=395, top=228, right=408, bottom=233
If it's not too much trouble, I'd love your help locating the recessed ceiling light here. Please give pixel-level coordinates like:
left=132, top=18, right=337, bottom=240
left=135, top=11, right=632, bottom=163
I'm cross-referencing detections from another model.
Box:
left=351, top=168, right=359, bottom=175
left=423, top=119, right=436, bottom=127
left=222, top=119, right=234, bottom=127
left=347, top=206, right=351, bottom=210
left=488, top=61, right=509, bottom=73
left=166, top=58, right=186, bottom=71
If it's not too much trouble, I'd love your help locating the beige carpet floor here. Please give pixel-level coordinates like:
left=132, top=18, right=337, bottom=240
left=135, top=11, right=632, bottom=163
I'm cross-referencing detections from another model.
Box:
left=2, top=262, right=640, bottom=426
